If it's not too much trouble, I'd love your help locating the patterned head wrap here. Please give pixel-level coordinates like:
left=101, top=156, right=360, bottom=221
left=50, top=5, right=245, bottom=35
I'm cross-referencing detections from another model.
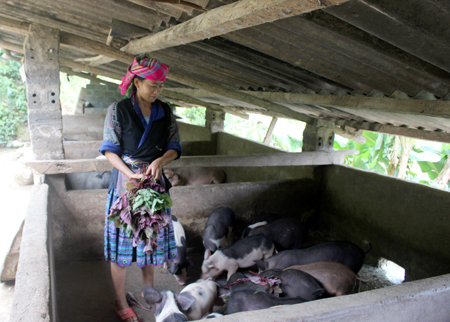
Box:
left=119, top=53, right=170, bottom=98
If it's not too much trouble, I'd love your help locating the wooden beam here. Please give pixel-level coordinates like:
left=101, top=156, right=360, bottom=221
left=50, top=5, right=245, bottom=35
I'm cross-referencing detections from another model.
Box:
left=336, top=119, right=450, bottom=144
left=162, top=89, right=249, bottom=119
left=59, top=33, right=134, bottom=65
left=0, top=3, right=108, bottom=43
left=59, top=58, right=123, bottom=80
left=75, top=55, right=115, bottom=67
left=239, top=92, right=450, bottom=119
left=1, top=49, right=21, bottom=62
left=59, top=67, right=118, bottom=87
left=122, top=0, right=350, bottom=54
left=168, top=71, right=315, bottom=124
left=74, top=28, right=115, bottom=67
left=0, top=38, right=118, bottom=86
left=0, top=16, right=29, bottom=35
left=334, top=126, right=366, bottom=144
left=0, top=17, right=134, bottom=64
left=0, top=39, right=23, bottom=54
left=264, top=117, right=278, bottom=145
left=141, top=0, right=206, bottom=12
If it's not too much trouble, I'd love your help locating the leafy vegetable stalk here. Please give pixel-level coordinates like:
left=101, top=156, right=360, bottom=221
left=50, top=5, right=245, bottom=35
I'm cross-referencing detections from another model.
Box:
left=108, top=173, right=173, bottom=254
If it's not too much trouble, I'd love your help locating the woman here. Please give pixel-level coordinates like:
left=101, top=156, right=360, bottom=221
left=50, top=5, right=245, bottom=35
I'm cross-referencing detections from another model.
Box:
left=99, top=54, right=181, bottom=322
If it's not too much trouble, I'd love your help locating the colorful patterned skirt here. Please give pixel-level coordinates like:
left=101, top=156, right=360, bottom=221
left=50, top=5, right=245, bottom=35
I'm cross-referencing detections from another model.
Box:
left=104, top=164, right=177, bottom=267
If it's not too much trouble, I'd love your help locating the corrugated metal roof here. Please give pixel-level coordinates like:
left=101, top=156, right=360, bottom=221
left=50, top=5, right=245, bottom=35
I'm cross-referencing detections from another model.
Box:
left=1, top=0, right=450, bottom=142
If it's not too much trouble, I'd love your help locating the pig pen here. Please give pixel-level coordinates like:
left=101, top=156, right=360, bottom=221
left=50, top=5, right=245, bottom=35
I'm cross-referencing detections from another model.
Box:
left=10, top=162, right=450, bottom=322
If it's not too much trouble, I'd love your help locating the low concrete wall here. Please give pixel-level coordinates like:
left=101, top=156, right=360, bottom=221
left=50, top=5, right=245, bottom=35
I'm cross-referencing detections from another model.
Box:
left=170, top=177, right=321, bottom=248
left=319, top=165, right=450, bottom=281
left=10, top=184, right=52, bottom=322
left=212, top=273, right=450, bottom=322
left=180, top=141, right=216, bottom=156
left=215, top=132, right=283, bottom=155
left=62, top=115, right=104, bottom=141
left=177, top=121, right=211, bottom=142
left=13, top=166, right=450, bottom=322
left=47, top=173, right=320, bottom=261
left=63, top=141, right=102, bottom=159
left=46, top=175, right=107, bottom=262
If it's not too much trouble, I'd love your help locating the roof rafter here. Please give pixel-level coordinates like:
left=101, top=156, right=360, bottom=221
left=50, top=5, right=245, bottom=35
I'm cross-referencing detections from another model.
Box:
left=122, top=0, right=351, bottom=54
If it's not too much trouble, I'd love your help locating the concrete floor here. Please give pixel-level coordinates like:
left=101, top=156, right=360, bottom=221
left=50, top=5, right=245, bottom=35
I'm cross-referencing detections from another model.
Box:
left=0, top=148, right=33, bottom=321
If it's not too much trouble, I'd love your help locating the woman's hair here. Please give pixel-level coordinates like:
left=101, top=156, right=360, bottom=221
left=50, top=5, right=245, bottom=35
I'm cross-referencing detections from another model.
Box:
left=132, top=75, right=145, bottom=96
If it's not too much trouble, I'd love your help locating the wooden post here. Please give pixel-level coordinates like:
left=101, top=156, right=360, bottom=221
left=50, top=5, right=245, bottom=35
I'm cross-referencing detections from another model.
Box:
left=205, top=109, right=225, bottom=133
left=24, top=24, right=64, bottom=160
left=264, top=117, right=278, bottom=145
left=303, top=118, right=335, bottom=152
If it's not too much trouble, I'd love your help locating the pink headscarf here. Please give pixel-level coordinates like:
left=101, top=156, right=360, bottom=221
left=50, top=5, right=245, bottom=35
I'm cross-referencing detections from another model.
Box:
left=119, top=53, right=170, bottom=98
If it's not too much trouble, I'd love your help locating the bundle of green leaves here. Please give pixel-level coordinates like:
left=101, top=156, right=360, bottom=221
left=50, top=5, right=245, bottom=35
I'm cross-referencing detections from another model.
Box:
left=108, top=175, right=173, bottom=253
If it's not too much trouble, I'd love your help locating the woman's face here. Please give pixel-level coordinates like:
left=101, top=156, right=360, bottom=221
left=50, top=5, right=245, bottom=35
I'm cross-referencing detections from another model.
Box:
left=135, top=78, right=164, bottom=105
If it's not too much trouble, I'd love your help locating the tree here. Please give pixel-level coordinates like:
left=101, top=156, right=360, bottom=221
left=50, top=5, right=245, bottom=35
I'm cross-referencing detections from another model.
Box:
left=0, top=51, right=28, bottom=146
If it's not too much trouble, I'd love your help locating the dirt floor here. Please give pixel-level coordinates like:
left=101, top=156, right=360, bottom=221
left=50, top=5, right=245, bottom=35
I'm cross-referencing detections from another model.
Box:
left=55, top=251, right=400, bottom=322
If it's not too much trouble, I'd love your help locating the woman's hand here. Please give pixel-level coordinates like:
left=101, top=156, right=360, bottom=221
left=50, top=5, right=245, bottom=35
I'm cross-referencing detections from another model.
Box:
left=128, top=172, right=145, bottom=181
left=146, top=158, right=163, bottom=180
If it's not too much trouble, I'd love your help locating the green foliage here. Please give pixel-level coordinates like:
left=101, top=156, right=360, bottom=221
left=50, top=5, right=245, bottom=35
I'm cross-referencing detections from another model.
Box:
left=0, top=52, right=28, bottom=146
left=411, top=144, right=450, bottom=183
left=175, top=106, right=206, bottom=126
left=224, top=113, right=269, bottom=142
left=334, top=132, right=417, bottom=178
left=271, top=134, right=302, bottom=152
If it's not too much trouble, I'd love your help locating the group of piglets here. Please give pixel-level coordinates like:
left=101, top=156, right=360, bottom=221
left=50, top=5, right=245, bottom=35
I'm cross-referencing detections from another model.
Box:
left=143, top=207, right=371, bottom=321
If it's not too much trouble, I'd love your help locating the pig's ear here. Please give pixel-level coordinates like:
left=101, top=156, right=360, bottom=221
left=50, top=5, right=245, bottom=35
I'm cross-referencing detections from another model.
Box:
left=204, top=249, right=212, bottom=259
left=207, top=259, right=216, bottom=269
left=254, top=260, right=267, bottom=272
left=164, top=169, right=174, bottom=179
left=175, top=293, right=196, bottom=311
left=142, top=286, right=162, bottom=304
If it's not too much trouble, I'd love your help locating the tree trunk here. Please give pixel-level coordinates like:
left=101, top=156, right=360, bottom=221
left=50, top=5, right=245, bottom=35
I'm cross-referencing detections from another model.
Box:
left=387, top=136, right=400, bottom=176
left=398, top=137, right=416, bottom=179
